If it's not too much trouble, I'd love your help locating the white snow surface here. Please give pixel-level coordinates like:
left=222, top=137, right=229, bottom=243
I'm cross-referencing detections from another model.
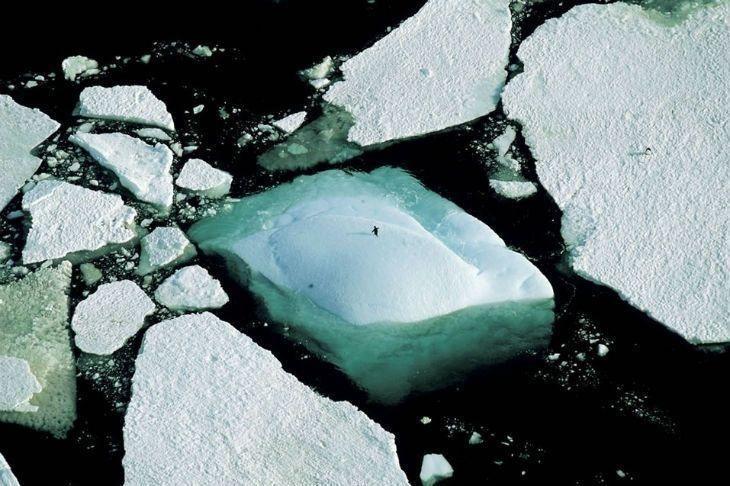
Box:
left=273, top=111, right=307, bottom=134
left=133, top=127, right=171, bottom=141
left=123, top=312, right=409, bottom=486
left=154, top=265, right=228, bottom=311
left=489, top=179, right=538, bottom=200
left=0, top=95, right=60, bottom=212
left=75, top=85, right=175, bottom=131
left=420, top=454, right=453, bottom=486
left=137, top=226, right=196, bottom=275
left=22, top=181, right=137, bottom=264
left=175, top=158, right=232, bottom=198
left=0, top=356, right=42, bottom=412
left=70, top=132, right=174, bottom=209
left=492, top=126, right=517, bottom=157
left=324, top=0, right=512, bottom=146
left=0, top=453, right=20, bottom=486
left=502, top=2, right=730, bottom=343
left=71, top=281, right=155, bottom=355
left=61, top=55, right=98, bottom=81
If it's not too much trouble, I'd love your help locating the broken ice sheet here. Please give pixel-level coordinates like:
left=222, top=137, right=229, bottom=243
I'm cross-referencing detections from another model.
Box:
left=0, top=453, right=20, bottom=486
left=0, top=356, right=42, bottom=412
left=61, top=55, right=98, bottom=81
left=154, top=265, right=228, bottom=312
left=190, top=167, right=554, bottom=403
left=75, top=85, right=175, bottom=131
left=137, top=226, right=197, bottom=276
left=175, top=158, right=232, bottom=198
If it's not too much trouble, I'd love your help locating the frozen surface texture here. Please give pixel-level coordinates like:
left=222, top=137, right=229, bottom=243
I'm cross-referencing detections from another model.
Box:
left=70, top=132, right=174, bottom=209
left=190, top=168, right=554, bottom=402
left=61, top=55, right=98, bottom=81
left=503, top=2, right=730, bottom=343
left=133, top=127, right=171, bottom=141
left=154, top=265, right=228, bottom=311
left=0, top=263, right=76, bottom=437
left=0, top=453, right=20, bottom=486
left=324, top=0, right=512, bottom=146
left=175, top=158, right=232, bottom=198
left=72, top=280, right=155, bottom=355
left=420, top=454, right=453, bottom=486
left=489, top=179, right=538, bottom=200
left=75, top=85, right=175, bottom=131
left=0, top=356, right=42, bottom=412
left=123, top=312, right=408, bottom=486
left=22, top=181, right=137, bottom=264
left=0, top=95, right=60, bottom=212
left=273, top=111, right=307, bottom=134
left=137, top=226, right=196, bottom=276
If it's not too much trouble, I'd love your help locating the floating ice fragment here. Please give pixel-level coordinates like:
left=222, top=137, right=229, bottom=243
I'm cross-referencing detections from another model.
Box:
left=175, top=158, right=232, bottom=198
left=154, top=265, right=228, bottom=311
left=22, top=181, right=137, bottom=264
left=489, top=179, right=538, bottom=200
left=72, top=281, right=155, bottom=355
left=133, top=127, right=171, bottom=141
left=192, top=104, right=204, bottom=115
left=192, top=45, right=213, bottom=57
left=420, top=454, right=453, bottom=486
left=137, top=227, right=196, bottom=276
left=0, top=356, right=42, bottom=412
left=301, top=56, right=333, bottom=80
left=272, top=111, right=307, bottom=134
left=468, top=432, right=483, bottom=445
left=0, top=453, right=20, bottom=486
left=123, top=312, right=408, bottom=485
left=70, top=132, right=174, bottom=209
left=190, top=167, right=554, bottom=402
left=502, top=1, right=730, bottom=343
left=0, top=95, right=60, bottom=212
left=75, top=85, right=175, bottom=131
left=79, top=262, right=103, bottom=286
left=597, top=344, right=610, bottom=357
left=491, top=126, right=517, bottom=157
left=61, top=55, right=99, bottom=81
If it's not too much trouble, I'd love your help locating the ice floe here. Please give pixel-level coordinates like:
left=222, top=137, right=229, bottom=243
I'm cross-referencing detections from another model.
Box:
left=123, top=312, right=408, bottom=485
left=0, top=95, right=60, bottom=212
left=70, top=132, right=174, bottom=209
left=273, top=111, right=307, bottom=134
left=61, top=55, right=99, bottom=81
left=0, top=263, right=76, bottom=438
left=22, top=181, right=137, bottom=264
left=71, top=280, right=155, bottom=355
left=75, top=85, right=175, bottom=131
left=190, top=167, right=554, bottom=402
left=489, top=179, right=537, bottom=200
left=0, top=356, right=42, bottom=412
left=502, top=1, right=729, bottom=343
left=420, top=454, right=453, bottom=486
left=137, top=226, right=196, bottom=276
left=133, top=127, right=171, bottom=141
left=175, top=158, right=232, bottom=198
left=154, top=265, right=228, bottom=311
left=323, top=0, right=512, bottom=146
left=0, top=453, right=20, bottom=486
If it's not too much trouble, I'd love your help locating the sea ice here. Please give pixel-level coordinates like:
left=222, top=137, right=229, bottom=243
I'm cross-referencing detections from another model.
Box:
left=502, top=1, right=729, bottom=343
left=190, top=167, right=554, bottom=402
left=70, top=132, right=174, bottom=209
left=137, top=226, right=196, bottom=276
left=491, top=126, right=516, bottom=157
left=133, top=127, right=171, bottom=141
left=71, top=281, right=155, bottom=355
left=323, top=0, right=512, bottom=147
left=154, top=265, right=228, bottom=311
left=0, top=95, right=60, bottom=212
left=22, top=180, right=137, bottom=264
left=489, top=179, right=538, bottom=200
left=0, top=263, right=76, bottom=438
left=273, top=111, right=307, bottom=134
left=61, top=55, right=99, bottom=81
left=420, top=454, right=453, bottom=486
left=123, top=312, right=408, bottom=485
left=301, top=56, right=333, bottom=81
left=75, top=85, right=175, bottom=131
left=175, top=158, right=232, bottom=198
left=0, top=356, right=42, bottom=412
left=0, top=453, right=19, bottom=486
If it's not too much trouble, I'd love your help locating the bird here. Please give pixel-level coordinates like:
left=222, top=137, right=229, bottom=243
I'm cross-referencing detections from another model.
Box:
left=372, top=226, right=379, bottom=237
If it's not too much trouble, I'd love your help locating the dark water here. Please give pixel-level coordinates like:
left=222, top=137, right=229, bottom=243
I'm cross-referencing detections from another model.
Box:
left=1, top=1, right=728, bottom=485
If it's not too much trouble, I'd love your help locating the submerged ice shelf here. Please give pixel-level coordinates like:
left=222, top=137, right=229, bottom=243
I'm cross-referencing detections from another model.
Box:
left=190, top=167, right=554, bottom=402
left=502, top=1, right=729, bottom=343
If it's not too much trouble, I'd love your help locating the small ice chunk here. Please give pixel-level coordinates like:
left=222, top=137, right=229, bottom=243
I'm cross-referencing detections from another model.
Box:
left=137, top=227, right=197, bottom=276
left=192, top=104, right=204, bottom=115
left=468, top=432, right=483, bottom=445
left=489, top=179, right=538, bottom=200
left=61, top=55, right=99, bottom=81
left=0, top=453, right=20, bottom=486
left=420, top=454, right=453, bottom=486
left=309, top=78, right=331, bottom=90
left=134, top=127, right=171, bottom=141
left=597, top=344, right=609, bottom=357
left=72, top=280, right=155, bottom=355
left=0, top=356, right=42, bottom=412
left=76, top=85, right=175, bottom=131
left=0, top=95, right=60, bottom=212
left=154, top=265, right=228, bottom=311
left=123, top=312, right=409, bottom=485
left=491, top=126, right=517, bottom=157
left=79, top=262, right=103, bottom=286
left=302, top=56, right=333, bottom=80
left=70, top=132, right=174, bottom=209
left=0, top=242, right=10, bottom=261
left=272, top=111, right=307, bottom=134
left=22, top=181, right=137, bottom=264
left=175, top=158, right=232, bottom=198
left=192, top=45, right=213, bottom=57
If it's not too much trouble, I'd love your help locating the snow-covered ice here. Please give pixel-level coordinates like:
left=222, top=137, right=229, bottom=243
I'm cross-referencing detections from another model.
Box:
left=175, top=158, right=232, bottom=198
left=61, top=55, right=98, bottom=81
left=0, top=453, right=20, bottom=486
left=123, top=312, right=408, bottom=485
left=137, top=226, right=196, bottom=275
left=133, top=127, right=171, bottom=141
left=502, top=2, right=729, bottom=343
left=75, top=85, right=175, bottom=131
left=323, top=0, right=511, bottom=147
left=0, top=95, right=60, bottom=212
left=0, top=263, right=76, bottom=438
left=0, top=356, right=42, bottom=412
left=192, top=45, right=213, bottom=57
left=420, top=454, right=453, bottom=486
left=489, top=179, right=538, bottom=200
left=70, top=132, right=174, bottom=209
left=273, top=111, right=307, bottom=134
left=71, top=280, right=155, bottom=355
left=190, top=167, right=554, bottom=402
left=301, top=56, right=333, bottom=81
left=22, top=180, right=137, bottom=264
left=491, top=126, right=517, bottom=157
left=154, top=265, right=228, bottom=311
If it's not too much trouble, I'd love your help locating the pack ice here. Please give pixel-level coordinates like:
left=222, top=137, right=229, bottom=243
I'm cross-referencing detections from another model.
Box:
left=190, top=167, right=554, bottom=402
left=123, top=313, right=408, bottom=485
left=75, top=85, right=175, bottom=131
left=323, top=0, right=512, bottom=147
left=137, top=226, right=196, bottom=276
left=0, top=95, right=60, bottom=212
left=0, top=453, right=20, bottom=486
left=502, top=2, right=730, bottom=343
